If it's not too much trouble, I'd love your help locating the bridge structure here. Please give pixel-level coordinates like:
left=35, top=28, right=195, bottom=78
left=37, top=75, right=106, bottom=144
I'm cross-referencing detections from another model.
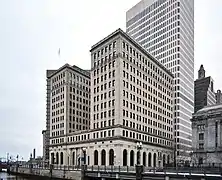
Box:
left=83, top=165, right=222, bottom=180
left=7, top=164, right=222, bottom=180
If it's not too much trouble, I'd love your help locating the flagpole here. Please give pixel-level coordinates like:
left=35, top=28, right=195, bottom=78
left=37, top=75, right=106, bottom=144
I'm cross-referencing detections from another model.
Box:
left=58, top=48, right=61, bottom=59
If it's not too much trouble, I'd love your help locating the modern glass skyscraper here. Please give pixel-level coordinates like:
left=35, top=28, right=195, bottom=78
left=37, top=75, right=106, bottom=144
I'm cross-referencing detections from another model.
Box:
left=126, top=0, right=194, bottom=161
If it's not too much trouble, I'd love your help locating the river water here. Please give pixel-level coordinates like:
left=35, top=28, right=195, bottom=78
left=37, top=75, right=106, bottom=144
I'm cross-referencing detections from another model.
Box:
left=0, top=172, right=29, bottom=180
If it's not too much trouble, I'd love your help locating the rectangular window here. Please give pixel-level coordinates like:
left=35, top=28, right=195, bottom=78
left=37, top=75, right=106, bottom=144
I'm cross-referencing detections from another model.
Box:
left=199, top=133, right=204, bottom=140
left=199, top=143, right=204, bottom=149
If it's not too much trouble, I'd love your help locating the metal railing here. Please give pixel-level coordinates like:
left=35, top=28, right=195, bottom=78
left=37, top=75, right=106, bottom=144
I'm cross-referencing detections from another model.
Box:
left=10, top=164, right=222, bottom=176
left=13, top=164, right=82, bottom=171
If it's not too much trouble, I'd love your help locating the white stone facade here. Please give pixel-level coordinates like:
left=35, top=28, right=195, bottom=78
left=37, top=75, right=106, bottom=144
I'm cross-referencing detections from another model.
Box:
left=49, top=139, right=173, bottom=167
left=49, top=29, right=174, bottom=168
left=191, top=104, right=222, bottom=166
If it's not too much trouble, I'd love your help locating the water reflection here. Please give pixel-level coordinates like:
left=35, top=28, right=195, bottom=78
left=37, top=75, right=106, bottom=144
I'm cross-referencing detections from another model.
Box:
left=0, top=172, right=29, bottom=180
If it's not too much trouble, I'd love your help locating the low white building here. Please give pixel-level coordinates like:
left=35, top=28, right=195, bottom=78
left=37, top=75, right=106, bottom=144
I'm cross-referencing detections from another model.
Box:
left=191, top=104, right=222, bottom=166
left=49, top=29, right=175, bottom=168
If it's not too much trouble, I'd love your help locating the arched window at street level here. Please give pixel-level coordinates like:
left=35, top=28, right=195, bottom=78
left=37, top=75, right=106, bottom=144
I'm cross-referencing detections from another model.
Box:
left=56, top=152, right=59, bottom=164
left=143, top=152, right=146, bottom=166
left=101, top=149, right=106, bottom=165
left=109, top=149, right=114, bottom=165
left=153, top=153, right=157, bottom=167
left=130, top=150, right=134, bottom=166
left=51, top=153, right=54, bottom=164
left=94, top=150, right=98, bottom=165
left=123, top=149, right=127, bottom=166
left=60, top=152, right=63, bottom=165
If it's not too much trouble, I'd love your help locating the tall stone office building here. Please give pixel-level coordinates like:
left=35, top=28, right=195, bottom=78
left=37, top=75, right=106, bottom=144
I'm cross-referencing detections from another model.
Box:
left=48, top=29, right=174, bottom=168
left=45, top=70, right=57, bottom=163
left=126, top=0, right=194, bottom=160
left=47, top=64, right=91, bottom=165
left=194, top=65, right=216, bottom=113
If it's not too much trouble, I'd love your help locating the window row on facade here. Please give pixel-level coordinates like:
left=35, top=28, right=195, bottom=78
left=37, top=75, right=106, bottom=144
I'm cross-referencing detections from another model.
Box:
left=122, top=119, right=173, bottom=139
left=51, top=129, right=116, bottom=145
left=122, top=108, right=172, bottom=126
left=69, top=94, right=90, bottom=105
left=68, top=71, right=90, bottom=85
left=52, top=72, right=65, bottom=84
left=121, top=51, right=172, bottom=87
left=123, top=97, right=173, bottom=118
left=93, top=60, right=115, bottom=76
left=130, top=3, right=178, bottom=38
left=93, top=89, right=115, bottom=103
left=122, top=82, right=172, bottom=113
left=93, top=109, right=115, bottom=121
left=122, top=130, right=172, bottom=147
left=122, top=68, right=172, bottom=99
left=51, top=130, right=64, bottom=137
left=127, top=0, right=177, bottom=30
left=52, top=101, right=64, bottom=110
left=93, top=119, right=115, bottom=129
left=52, top=87, right=65, bottom=97
left=134, top=10, right=179, bottom=44
left=93, top=99, right=115, bottom=113
left=146, top=31, right=179, bottom=54
left=93, top=70, right=115, bottom=86
left=93, top=41, right=116, bottom=60
left=122, top=118, right=173, bottom=138
left=123, top=118, right=172, bottom=134
left=94, top=86, right=115, bottom=95
left=52, top=94, right=64, bottom=104
left=69, top=110, right=90, bottom=118
left=151, top=37, right=179, bottom=58
left=69, top=102, right=89, bottom=111
left=51, top=137, right=64, bottom=144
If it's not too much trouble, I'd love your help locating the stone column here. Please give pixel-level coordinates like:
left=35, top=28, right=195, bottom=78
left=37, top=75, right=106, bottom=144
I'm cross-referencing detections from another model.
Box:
left=151, top=152, right=153, bottom=167
left=115, top=146, right=121, bottom=166
left=134, top=150, right=137, bottom=166
left=76, top=148, right=79, bottom=166
left=106, top=149, right=109, bottom=166
left=127, top=150, right=131, bottom=167
left=98, top=149, right=101, bottom=166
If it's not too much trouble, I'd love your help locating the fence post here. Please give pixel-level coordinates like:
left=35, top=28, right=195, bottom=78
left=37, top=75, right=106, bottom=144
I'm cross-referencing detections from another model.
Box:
left=119, top=166, right=120, bottom=173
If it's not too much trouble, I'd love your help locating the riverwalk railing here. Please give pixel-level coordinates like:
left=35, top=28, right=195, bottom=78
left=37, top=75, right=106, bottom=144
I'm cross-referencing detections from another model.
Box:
left=13, top=164, right=222, bottom=174
left=18, top=164, right=82, bottom=171
left=8, top=164, right=222, bottom=180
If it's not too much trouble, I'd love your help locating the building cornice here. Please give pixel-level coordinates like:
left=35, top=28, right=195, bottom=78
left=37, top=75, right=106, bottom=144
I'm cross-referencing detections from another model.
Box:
left=191, top=113, right=222, bottom=122
left=47, top=64, right=90, bottom=79
left=49, top=136, right=173, bottom=150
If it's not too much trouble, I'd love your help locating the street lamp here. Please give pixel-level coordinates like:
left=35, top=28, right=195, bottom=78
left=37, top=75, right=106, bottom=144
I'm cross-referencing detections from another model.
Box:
left=136, top=142, right=143, bottom=165
left=81, top=147, right=86, bottom=165
left=136, top=142, right=143, bottom=180
left=81, top=147, right=87, bottom=174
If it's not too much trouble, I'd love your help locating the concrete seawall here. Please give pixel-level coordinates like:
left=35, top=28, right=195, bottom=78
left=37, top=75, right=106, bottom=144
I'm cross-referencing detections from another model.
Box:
left=9, top=166, right=82, bottom=180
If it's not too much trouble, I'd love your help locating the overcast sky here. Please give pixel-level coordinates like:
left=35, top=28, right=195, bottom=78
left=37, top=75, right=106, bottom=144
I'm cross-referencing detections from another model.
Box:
left=0, top=0, right=221, bottom=160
